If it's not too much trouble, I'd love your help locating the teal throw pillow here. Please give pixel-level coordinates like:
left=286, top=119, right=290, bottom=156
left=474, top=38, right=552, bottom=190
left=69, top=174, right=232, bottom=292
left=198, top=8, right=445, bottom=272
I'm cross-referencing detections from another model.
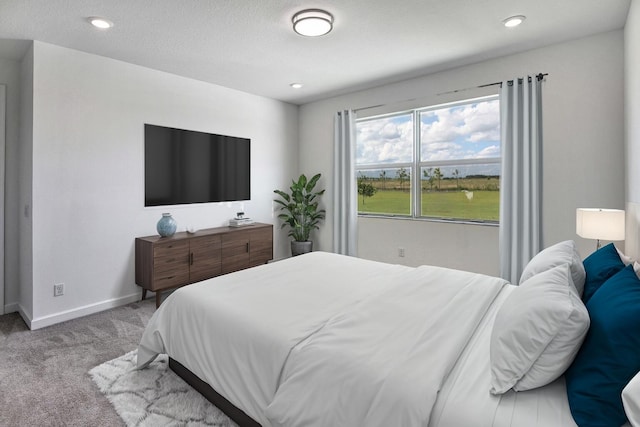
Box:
left=582, top=243, right=624, bottom=303
left=565, top=265, right=640, bottom=427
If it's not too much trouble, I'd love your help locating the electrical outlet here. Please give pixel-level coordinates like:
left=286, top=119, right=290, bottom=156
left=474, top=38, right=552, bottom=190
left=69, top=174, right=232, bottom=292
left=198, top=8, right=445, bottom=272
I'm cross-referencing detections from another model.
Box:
left=54, top=283, right=64, bottom=297
left=398, top=247, right=405, bottom=257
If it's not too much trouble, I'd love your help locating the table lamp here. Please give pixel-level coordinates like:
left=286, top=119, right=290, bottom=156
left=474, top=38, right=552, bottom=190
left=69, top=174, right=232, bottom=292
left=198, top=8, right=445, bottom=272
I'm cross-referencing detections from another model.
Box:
left=576, top=208, right=625, bottom=250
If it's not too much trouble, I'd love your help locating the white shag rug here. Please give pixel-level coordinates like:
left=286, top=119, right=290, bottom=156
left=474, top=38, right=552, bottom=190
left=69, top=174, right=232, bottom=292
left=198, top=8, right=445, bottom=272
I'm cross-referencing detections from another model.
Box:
left=89, top=350, right=237, bottom=427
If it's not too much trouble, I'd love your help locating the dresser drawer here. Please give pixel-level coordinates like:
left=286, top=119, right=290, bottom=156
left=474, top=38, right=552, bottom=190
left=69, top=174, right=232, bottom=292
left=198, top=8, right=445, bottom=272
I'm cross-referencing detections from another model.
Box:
left=154, top=240, right=189, bottom=259
left=153, top=240, right=189, bottom=273
left=151, top=270, right=190, bottom=291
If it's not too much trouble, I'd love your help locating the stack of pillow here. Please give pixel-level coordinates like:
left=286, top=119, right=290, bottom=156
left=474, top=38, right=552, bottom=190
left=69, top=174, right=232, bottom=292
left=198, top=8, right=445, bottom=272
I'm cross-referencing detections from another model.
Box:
left=489, top=240, right=589, bottom=394
left=565, top=243, right=640, bottom=427
left=488, top=240, right=640, bottom=427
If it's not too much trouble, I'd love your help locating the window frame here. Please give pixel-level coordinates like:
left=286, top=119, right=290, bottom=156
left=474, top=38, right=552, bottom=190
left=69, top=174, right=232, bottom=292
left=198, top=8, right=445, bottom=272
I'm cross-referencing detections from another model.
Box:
left=355, top=94, right=501, bottom=225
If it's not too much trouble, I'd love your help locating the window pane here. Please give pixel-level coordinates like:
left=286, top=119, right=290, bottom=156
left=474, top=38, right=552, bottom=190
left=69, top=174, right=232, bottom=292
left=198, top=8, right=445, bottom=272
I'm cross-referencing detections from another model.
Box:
left=357, top=168, right=411, bottom=216
left=421, top=165, right=500, bottom=221
left=420, top=99, right=500, bottom=162
left=356, top=113, right=413, bottom=165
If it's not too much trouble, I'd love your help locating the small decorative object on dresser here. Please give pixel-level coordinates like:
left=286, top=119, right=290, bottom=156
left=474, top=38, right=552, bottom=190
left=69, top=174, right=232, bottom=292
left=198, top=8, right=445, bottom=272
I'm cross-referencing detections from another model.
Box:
left=229, top=211, right=255, bottom=227
left=156, top=213, right=177, bottom=237
left=274, top=173, right=325, bottom=257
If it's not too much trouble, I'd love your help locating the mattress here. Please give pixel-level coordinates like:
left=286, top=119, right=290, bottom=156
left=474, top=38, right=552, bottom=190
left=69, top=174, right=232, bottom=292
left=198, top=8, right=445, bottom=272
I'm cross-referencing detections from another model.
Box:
left=137, top=251, right=608, bottom=427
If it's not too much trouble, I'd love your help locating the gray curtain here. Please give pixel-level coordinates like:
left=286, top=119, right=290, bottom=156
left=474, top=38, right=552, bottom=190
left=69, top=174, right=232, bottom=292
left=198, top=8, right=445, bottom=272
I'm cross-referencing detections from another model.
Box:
left=333, top=110, right=358, bottom=256
left=499, top=75, right=544, bottom=284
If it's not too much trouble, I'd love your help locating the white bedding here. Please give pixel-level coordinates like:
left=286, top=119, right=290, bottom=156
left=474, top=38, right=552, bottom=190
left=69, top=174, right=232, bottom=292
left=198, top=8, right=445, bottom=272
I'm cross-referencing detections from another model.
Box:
left=265, top=265, right=507, bottom=426
left=430, top=284, right=632, bottom=427
left=137, top=251, right=590, bottom=427
left=138, top=252, right=414, bottom=425
left=429, top=285, right=579, bottom=427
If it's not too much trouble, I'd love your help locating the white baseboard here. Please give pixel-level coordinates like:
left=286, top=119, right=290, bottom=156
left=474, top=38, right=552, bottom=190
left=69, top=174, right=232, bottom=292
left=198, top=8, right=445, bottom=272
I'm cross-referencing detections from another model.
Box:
left=15, top=303, right=33, bottom=329
left=28, top=292, right=143, bottom=330
left=4, top=302, right=19, bottom=314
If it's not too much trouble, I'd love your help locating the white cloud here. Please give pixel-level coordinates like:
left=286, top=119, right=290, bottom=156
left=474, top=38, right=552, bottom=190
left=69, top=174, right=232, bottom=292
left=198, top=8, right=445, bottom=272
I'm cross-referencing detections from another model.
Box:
left=357, top=99, right=500, bottom=164
left=356, top=115, right=413, bottom=164
left=475, top=145, right=501, bottom=158
left=427, top=103, right=498, bottom=140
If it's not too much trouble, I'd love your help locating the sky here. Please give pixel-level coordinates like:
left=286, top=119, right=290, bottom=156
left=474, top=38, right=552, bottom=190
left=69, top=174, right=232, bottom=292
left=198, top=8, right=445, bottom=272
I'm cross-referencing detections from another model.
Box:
left=356, top=98, right=501, bottom=177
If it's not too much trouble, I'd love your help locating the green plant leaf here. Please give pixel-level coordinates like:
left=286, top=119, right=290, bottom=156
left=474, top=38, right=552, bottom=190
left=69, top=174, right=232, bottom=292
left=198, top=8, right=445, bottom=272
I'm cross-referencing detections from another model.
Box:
left=273, top=173, right=325, bottom=242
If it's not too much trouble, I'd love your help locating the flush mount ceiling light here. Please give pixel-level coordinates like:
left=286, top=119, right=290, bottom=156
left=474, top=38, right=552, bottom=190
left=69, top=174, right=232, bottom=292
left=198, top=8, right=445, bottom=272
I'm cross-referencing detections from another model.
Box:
left=88, top=17, right=114, bottom=29
left=292, top=9, right=333, bottom=37
left=503, top=15, right=526, bottom=28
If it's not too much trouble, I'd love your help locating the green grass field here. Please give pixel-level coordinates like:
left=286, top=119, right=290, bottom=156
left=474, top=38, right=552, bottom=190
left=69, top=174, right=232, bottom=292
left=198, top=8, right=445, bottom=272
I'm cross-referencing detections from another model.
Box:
left=358, top=189, right=499, bottom=221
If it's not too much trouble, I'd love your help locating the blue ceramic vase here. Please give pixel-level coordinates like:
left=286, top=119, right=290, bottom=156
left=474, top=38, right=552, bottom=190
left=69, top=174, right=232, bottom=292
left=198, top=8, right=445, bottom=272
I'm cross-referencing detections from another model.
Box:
left=157, top=213, right=177, bottom=237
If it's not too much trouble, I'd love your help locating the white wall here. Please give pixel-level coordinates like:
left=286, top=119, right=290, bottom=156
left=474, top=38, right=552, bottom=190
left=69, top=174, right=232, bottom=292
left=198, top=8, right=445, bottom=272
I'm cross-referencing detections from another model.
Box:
left=299, top=30, right=625, bottom=276
left=625, top=0, right=640, bottom=259
left=19, top=45, right=34, bottom=321
left=23, top=41, right=298, bottom=328
left=0, top=57, right=21, bottom=313
left=359, top=218, right=499, bottom=275
left=5, top=25, right=631, bottom=325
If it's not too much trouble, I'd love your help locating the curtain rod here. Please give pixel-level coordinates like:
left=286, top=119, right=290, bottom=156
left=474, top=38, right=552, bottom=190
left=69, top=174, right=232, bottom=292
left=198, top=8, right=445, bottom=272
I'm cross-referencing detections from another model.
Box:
left=354, top=73, right=548, bottom=113
left=440, top=72, right=548, bottom=95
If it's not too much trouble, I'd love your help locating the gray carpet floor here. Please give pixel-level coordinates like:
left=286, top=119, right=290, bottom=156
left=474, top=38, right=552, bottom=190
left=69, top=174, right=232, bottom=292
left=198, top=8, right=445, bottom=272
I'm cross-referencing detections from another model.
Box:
left=0, top=300, right=156, bottom=426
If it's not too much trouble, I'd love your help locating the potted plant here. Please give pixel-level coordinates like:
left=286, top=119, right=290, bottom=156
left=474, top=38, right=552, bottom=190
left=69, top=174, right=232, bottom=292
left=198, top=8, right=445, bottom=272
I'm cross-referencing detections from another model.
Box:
left=274, top=173, right=326, bottom=256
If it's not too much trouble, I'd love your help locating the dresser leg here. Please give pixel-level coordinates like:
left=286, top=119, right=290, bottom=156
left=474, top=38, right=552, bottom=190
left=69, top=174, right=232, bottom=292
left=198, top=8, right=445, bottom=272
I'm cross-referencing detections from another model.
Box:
left=141, top=288, right=147, bottom=301
left=155, top=291, right=162, bottom=308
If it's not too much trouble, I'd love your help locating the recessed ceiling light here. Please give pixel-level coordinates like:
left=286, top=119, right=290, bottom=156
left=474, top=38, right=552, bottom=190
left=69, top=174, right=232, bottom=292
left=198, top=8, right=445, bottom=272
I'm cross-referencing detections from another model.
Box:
left=290, top=83, right=303, bottom=89
left=503, top=15, right=526, bottom=28
left=88, top=17, right=114, bottom=29
left=292, top=9, right=333, bottom=37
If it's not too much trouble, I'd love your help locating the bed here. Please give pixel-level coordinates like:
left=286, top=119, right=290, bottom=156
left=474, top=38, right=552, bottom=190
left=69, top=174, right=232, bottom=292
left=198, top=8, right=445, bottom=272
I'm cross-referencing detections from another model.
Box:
left=137, top=248, right=638, bottom=427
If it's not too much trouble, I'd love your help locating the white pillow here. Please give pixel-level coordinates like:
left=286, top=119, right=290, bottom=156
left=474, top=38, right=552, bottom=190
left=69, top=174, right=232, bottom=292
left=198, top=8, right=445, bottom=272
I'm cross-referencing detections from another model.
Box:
left=617, top=247, right=634, bottom=266
left=490, top=263, right=590, bottom=394
left=519, top=240, right=586, bottom=297
left=623, top=371, right=640, bottom=427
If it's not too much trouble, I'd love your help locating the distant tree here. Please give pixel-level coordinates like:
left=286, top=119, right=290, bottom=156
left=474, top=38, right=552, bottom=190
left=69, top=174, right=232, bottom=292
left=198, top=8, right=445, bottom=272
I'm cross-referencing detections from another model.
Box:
left=358, top=178, right=377, bottom=204
left=433, top=168, right=443, bottom=190
left=379, top=170, right=387, bottom=190
left=423, top=168, right=435, bottom=191
left=453, top=169, right=460, bottom=189
left=396, top=168, right=410, bottom=192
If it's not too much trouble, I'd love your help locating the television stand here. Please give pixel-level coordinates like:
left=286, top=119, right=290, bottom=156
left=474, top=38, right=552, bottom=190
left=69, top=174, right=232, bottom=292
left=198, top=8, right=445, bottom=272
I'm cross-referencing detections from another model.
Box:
left=135, top=223, right=273, bottom=307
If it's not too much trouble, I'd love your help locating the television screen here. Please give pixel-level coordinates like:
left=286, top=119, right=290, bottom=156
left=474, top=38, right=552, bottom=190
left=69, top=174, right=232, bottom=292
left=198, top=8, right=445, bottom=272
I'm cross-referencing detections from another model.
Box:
left=144, top=124, right=250, bottom=206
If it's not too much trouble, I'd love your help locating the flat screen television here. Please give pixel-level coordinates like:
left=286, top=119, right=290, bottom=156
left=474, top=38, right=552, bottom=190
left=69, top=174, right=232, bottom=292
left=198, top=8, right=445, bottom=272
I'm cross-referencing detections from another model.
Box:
left=144, top=124, right=250, bottom=207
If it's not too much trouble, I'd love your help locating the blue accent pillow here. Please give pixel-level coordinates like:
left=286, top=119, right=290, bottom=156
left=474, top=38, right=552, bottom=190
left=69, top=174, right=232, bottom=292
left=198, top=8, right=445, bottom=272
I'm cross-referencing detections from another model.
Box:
left=582, top=243, right=625, bottom=303
left=565, top=265, right=640, bottom=427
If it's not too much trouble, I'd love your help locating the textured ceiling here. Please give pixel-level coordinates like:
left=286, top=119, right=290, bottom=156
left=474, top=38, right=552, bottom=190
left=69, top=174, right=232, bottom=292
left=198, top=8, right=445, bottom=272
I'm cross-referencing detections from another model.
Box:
left=0, top=0, right=631, bottom=105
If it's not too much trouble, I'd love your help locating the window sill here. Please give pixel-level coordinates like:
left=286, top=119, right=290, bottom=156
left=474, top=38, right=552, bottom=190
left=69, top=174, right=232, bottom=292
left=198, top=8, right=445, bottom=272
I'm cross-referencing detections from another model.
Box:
left=357, top=214, right=499, bottom=227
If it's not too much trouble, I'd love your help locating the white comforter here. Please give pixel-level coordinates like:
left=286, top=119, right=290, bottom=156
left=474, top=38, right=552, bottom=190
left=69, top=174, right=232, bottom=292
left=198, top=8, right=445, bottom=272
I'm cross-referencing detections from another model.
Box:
left=137, top=252, right=414, bottom=425
left=137, top=252, right=509, bottom=426
left=265, top=264, right=507, bottom=427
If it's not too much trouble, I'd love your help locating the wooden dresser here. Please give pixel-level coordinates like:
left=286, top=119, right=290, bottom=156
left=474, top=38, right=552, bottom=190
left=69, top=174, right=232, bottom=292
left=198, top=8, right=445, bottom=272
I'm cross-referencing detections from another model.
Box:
left=135, top=223, right=273, bottom=307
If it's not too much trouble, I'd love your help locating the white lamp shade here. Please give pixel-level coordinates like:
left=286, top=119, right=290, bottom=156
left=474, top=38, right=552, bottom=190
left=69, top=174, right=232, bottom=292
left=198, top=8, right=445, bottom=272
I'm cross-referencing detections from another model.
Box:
left=576, top=208, right=625, bottom=241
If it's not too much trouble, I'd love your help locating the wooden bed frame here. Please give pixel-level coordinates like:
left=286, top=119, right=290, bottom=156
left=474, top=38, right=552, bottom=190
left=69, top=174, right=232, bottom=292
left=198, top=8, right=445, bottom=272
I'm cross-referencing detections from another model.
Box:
left=169, top=357, right=261, bottom=427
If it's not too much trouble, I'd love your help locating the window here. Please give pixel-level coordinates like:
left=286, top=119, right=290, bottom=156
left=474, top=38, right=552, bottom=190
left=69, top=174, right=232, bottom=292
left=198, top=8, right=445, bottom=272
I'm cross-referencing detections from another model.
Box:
left=355, top=95, right=500, bottom=223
